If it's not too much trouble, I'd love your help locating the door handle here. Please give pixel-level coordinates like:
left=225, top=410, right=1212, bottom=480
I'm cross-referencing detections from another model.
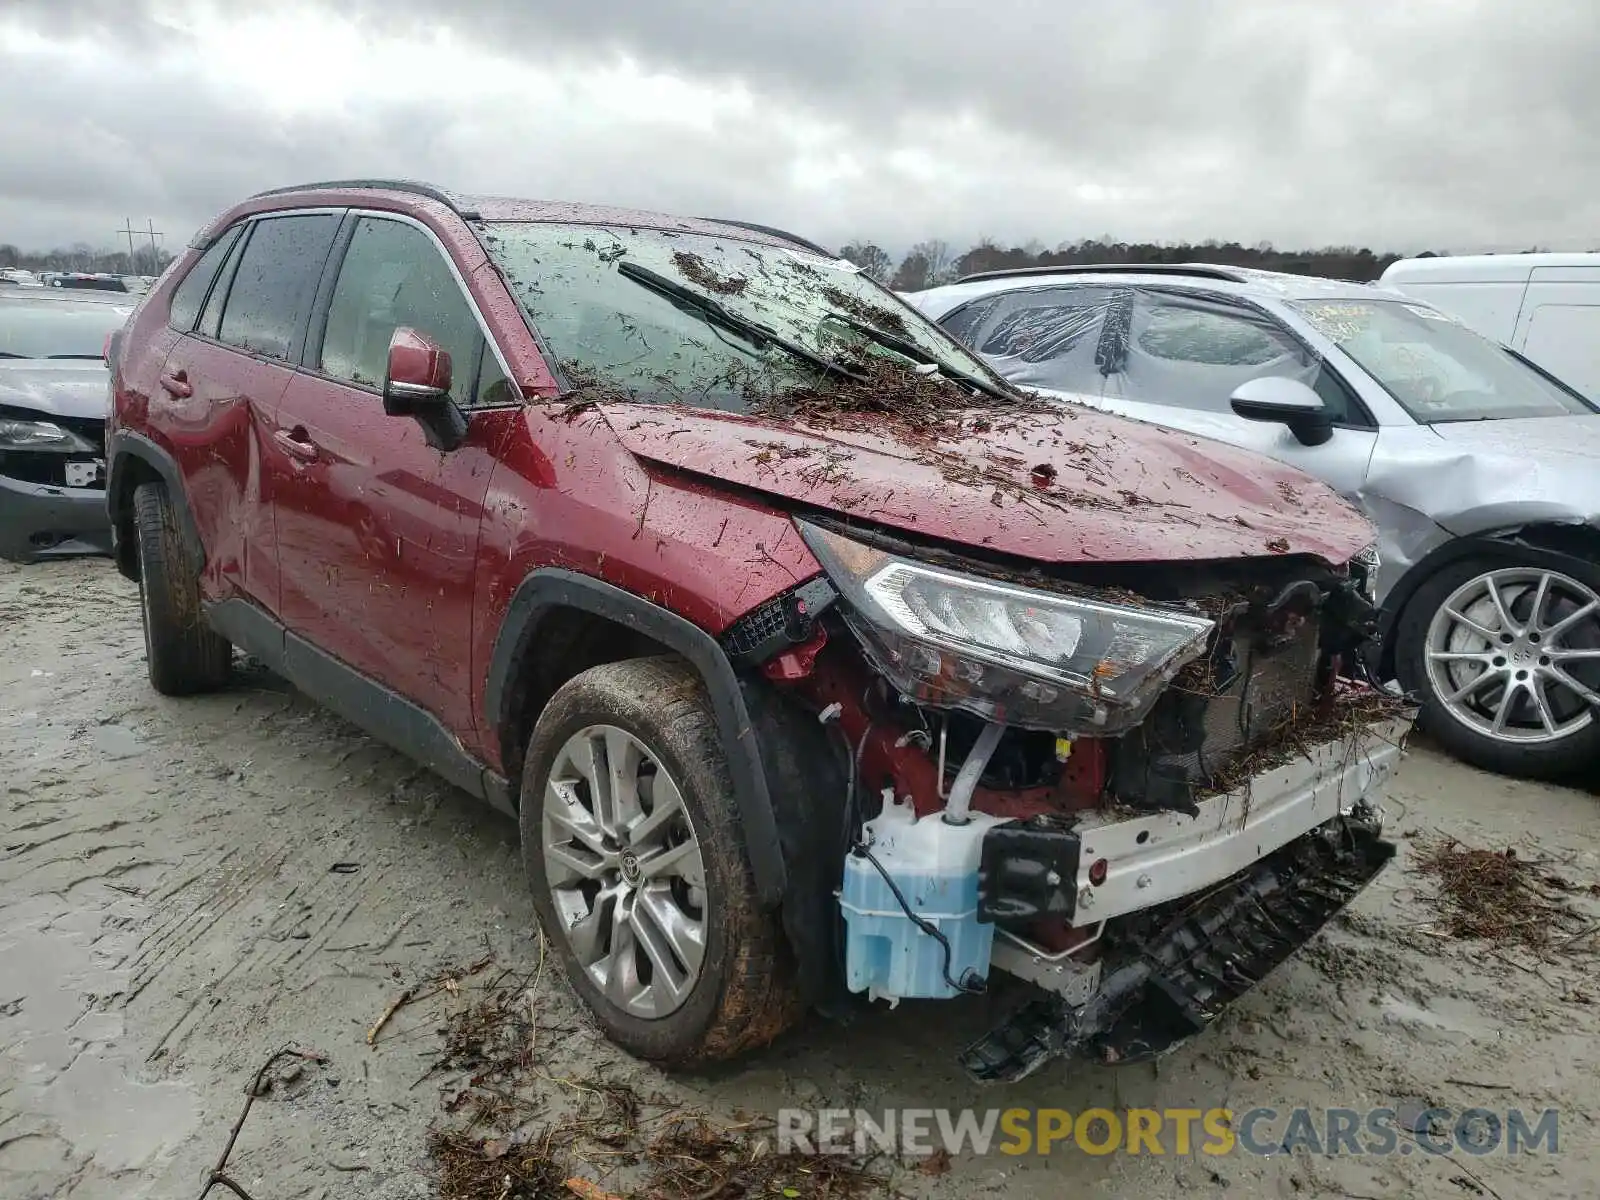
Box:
left=159, top=370, right=192, bottom=399
left=273, top=427, right=319, bottom=462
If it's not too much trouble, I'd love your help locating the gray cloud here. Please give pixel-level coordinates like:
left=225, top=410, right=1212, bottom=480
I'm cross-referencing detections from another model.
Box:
left=3, top=0, right=1598, bottom=256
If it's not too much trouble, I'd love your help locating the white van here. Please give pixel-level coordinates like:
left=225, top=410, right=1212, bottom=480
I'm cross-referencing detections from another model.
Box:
left=1380, top=253, right=1600, bottom=398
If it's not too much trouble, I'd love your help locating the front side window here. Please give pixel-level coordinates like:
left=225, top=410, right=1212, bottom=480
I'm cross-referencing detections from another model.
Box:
left=215, top=213, right=341, bottom=360
left=1113, top=293, right=1340, bottom=416
left=1296, top=298, right=1593, bottom=421
left=481, top=222, right=1006, bottom=412
left=319, top=217, right=489, bottom=407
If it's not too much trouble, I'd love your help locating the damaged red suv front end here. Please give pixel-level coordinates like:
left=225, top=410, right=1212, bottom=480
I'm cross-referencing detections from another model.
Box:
left=110, top=186, right=1411, bottom=1081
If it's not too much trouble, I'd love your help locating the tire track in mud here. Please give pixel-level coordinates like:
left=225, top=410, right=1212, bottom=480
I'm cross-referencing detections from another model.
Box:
left=122, top=849, right=289, bottom=1006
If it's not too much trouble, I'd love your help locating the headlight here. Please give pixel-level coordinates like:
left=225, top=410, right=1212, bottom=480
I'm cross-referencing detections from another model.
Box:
left=797, top=521, right=1215, bottom=733
left=1351, top=542, right=1380, bottom=604
left=0, top=415, right=95, bottom=453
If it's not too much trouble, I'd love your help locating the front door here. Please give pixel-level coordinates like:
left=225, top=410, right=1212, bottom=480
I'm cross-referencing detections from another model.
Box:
left=268, top=214, right=511, bottom=738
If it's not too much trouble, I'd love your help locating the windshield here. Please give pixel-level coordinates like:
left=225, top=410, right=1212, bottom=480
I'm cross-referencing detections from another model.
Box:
left=0, top=297, right=131, bottom=359
left=1294, top=298, right=1593, bottom=422
left=481, top=222, right=1008, bottom=410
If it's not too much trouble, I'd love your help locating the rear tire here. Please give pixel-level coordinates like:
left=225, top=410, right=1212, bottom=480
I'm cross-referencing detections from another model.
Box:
left=133, top=481, right=231, bottom=696
left=519, top=656, right=802, bottom=1065
left=1396, top=554, right=1600, bottom=779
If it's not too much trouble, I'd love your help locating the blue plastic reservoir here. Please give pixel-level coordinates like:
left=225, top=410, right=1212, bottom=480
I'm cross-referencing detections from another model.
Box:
left=839, top=794, right=1004, bottom=1002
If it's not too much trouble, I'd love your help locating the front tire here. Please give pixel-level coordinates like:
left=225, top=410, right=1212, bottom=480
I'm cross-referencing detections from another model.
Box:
left=1397, top=554, right=1600, bottom=779
left=519, top=656, right=802, bottom=1065
left=132, top=481, right=231, bottom=696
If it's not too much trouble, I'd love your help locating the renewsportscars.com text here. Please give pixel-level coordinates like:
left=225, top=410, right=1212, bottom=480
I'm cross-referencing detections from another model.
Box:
left=777, top=1106, right=1560, bottom=1158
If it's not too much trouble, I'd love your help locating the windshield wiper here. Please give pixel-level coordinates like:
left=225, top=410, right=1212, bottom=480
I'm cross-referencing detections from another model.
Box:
left=615, top=261, right=861, bottom=383
left=822, top=310, right=1015, bottom=403
left=0, top=351, right=25, bottom=359
left=46, top=354, right=105, bottom=360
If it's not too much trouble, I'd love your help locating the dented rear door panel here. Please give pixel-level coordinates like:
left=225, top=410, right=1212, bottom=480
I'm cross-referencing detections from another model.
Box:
left=153, top=335, right=288, bottom=612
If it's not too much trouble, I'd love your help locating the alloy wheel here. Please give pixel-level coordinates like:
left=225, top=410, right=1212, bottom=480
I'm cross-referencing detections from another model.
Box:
left=542, top=724, right=708, bottom=1019
left=1424, top=566, right=1600, bottom=744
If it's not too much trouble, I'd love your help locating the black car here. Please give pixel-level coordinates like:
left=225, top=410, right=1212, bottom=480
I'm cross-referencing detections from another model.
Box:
left=0, top=289, right=133, bottom=561
left=50, top=273, right=131, bottom=293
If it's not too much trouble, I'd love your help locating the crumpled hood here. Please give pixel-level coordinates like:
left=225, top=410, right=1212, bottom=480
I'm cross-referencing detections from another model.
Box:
left=0, top=360, right=108, bottom=420
left=602, top=401, right=1373, bottom=566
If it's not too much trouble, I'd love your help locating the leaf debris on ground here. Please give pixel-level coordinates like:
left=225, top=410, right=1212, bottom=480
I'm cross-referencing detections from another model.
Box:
left=420, top=971, right=891, bottom=1200
left=1415, top=837, right=1599, bottom=954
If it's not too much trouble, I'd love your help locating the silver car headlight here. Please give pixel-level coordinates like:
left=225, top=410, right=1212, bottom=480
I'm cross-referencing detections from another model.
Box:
left=0, top=415, right=96, bottom=453
left=798, top=521, right=1215, bottom=733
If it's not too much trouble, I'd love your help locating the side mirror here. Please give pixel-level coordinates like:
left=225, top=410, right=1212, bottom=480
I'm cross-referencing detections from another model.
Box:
left=382, top=327, right=452, bottom=415
left=382, top=327, right=467, bottom=450
left=1230, top=376, right=1334, bottom=447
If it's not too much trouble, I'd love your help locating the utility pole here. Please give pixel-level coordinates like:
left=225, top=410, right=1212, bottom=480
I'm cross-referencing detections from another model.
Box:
left=145, top=220, right=163, bottom=273
left=118, top=219, right=138, bottom=271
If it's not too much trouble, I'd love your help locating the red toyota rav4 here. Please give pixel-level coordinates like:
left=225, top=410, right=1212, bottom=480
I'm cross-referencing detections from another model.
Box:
left=108, top=181, right=1411, bottom=1081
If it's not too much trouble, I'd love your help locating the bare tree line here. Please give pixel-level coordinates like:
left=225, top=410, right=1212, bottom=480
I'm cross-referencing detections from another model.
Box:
left=836, top=237, right=1476, bottom=290
left=5, top=231, right=1572, bottom=290
left=0, top=242, right=176, bottom=276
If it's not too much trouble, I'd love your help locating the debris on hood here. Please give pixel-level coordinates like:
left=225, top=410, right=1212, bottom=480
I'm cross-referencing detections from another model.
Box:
left=745, top=349, right=1046, bottom=435
left=605, top=384, right=1373, bottom=567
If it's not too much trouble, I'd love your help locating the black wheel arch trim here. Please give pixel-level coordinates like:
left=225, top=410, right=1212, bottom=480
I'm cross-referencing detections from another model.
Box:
left=486, top=568, right=787, bottom=905
left=107, top=429, right=204, bottom=580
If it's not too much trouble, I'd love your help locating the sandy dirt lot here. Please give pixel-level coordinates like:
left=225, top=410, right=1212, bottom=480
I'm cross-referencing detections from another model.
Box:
left=3, top=556, right=1599, bottom=1200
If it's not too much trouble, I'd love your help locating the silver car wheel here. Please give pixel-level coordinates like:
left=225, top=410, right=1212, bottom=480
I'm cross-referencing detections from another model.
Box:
left=542, top=724, right=708, bottom=1019
left=1425, top=566, right=1600, bottom=745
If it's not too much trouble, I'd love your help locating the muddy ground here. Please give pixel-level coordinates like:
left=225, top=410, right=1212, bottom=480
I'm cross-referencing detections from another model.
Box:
left=3, top=556, right=1599, bottom=1200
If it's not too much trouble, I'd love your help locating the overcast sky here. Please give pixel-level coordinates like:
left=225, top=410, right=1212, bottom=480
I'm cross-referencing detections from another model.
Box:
left=3, top=0, right=1597, bottom=257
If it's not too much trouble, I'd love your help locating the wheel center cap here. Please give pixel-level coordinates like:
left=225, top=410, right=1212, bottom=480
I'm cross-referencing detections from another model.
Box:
left=619, top=851, right=642, bottom=885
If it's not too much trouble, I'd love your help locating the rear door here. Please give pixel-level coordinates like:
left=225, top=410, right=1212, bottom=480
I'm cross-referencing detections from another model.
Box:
left=156, top=212, right=343, bottom=611
left=1512, top=266, right=1600, bottom=399
left=268, top=212, right=513, bottom=736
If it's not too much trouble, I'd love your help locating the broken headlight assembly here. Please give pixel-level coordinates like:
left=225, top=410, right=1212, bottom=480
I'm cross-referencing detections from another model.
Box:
left=798, top=521, right=1215, bottom=733
left=0, top=414, right=96, bottom=453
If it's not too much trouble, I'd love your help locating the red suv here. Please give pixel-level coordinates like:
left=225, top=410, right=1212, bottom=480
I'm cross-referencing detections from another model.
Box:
left=108, top=181, right=1410, bottom=1080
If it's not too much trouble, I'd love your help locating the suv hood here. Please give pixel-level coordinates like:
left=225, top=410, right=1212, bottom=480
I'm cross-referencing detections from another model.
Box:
left=602, top=402, right=1372, bottom=566
left=0, top=360, right=109, bottom=420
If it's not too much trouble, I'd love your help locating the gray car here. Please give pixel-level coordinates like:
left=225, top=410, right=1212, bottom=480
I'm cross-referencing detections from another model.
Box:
left=907, top=264, right=1600, bottom=780
left=0, top=289, right=133, bottom=561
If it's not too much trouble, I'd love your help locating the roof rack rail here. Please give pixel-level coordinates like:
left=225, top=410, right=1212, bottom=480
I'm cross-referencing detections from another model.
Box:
left=955, top=262, right=1252, bottom=285
left=248, top=179, right=473, bottom=216
left=700, top=218, right=837, bottom=259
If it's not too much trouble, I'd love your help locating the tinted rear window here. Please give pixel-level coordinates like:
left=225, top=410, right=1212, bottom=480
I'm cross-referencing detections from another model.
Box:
left=216, top=214, right=341, bottom=360
left=169, top=226, right=243, bottom=332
